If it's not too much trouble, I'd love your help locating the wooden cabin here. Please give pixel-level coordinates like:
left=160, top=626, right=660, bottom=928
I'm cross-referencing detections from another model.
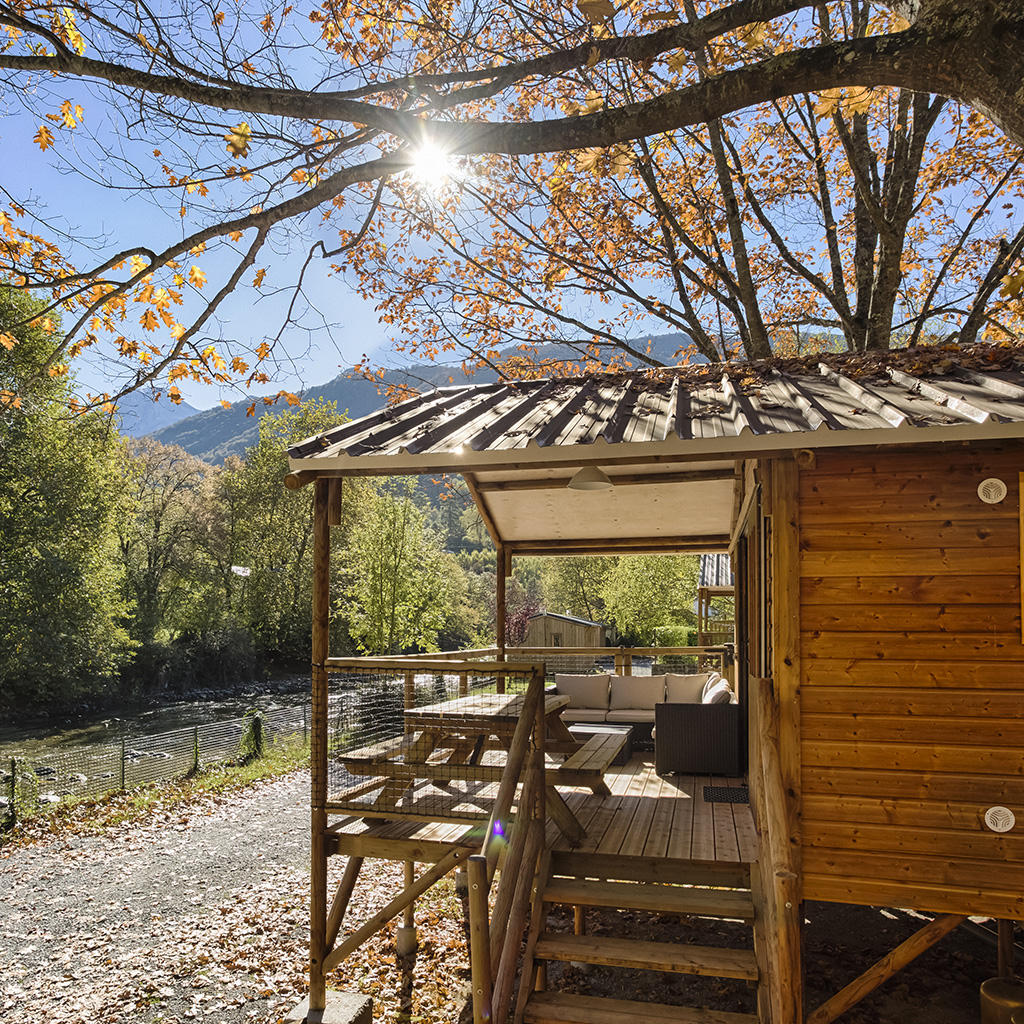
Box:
left=285, top=345, right=1024, bottom=1024
left=524, top=611, right=607, bottom=649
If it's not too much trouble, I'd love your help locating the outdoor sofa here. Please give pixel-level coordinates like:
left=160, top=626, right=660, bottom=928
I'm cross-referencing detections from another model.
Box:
left=552, top=671, right=742, bottom=776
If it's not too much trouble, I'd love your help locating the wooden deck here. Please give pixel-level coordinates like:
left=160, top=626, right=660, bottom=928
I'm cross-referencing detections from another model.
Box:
left=326, top=753, right=757, bottom=870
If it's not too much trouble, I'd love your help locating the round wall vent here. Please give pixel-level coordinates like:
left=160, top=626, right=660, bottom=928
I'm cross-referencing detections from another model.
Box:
left=978, top=478, right=1007, bottom=504
left=984, top=806, right=1016, bottom=833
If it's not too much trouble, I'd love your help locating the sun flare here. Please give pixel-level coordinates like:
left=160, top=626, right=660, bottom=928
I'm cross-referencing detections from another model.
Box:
left=411, top=143, right=453, bottom=189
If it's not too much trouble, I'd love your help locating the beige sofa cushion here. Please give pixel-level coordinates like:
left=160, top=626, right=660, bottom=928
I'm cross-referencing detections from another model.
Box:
left=554, top=673, right=610, bottom=710
left=609, top=674, right=666, bottom=711
left=607, top=708, right=656, bottom=724
left=562, top=708, right=610, bottom=723
left=665, top=673, right=707, bottom=703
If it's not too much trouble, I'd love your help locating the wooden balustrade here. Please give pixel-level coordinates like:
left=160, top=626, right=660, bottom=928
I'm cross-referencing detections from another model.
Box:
left=468, top=667, right=547, bottom=1024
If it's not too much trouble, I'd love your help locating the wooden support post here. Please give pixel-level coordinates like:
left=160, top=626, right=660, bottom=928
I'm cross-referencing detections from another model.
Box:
left=755, top=457, right=804, bottom=1024
left=999, top=919, right=1016, bottom=980
left=326, top=855, right=364, bottom=950
left=806, top=915, right=966, bottom=1024
left=404, top=670, right=416, bottom=733
left=397, top=859, right=418, bottom=956
left=496, top=542, right=507, bottom=670
left=403, top=861, right=415, bottom=929
left=574, top=905, right=586, bottom=936
left=468, top=854, right=493, bottom=1024
left=309, top=477, right=332, bottom=1010
left=327, top=477, right=343, bottom=527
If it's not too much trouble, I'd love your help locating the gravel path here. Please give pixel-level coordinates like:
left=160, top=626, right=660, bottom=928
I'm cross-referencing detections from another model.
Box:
left=0, top=772, right=471, bottom=1024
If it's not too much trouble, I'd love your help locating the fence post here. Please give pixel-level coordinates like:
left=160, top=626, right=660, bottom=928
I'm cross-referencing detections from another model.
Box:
left=8, top=757, right=15, bottom=826
left=193, top=726, right=200, bottom=774
left=303, top=706, right=308, bottom=746
left=120, top=738, right=126, bottom=792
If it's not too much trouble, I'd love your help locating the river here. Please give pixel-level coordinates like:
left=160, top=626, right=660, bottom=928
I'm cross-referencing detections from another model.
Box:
left=0, top=676, right=311, bottom=759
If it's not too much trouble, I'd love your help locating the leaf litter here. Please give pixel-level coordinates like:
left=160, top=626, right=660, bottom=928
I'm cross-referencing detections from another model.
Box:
left=1, top=771, right=471, bottom=1024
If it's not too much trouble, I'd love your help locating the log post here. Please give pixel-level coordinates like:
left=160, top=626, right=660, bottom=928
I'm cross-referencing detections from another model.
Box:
left=309, top=477, right=332, bottom=1010
left=468, top=854, right=493, bottom=1024
left=397, top=860, right=418, bottom=956
left=998, top=919, right=1016, bottom=979
left=767, top=458, right=803, bottom=1024
left=496, top=542, right=507, bottom=692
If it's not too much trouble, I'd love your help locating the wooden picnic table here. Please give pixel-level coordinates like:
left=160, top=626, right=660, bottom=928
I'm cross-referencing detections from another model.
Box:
left=331, top=691, right=627, bottom=844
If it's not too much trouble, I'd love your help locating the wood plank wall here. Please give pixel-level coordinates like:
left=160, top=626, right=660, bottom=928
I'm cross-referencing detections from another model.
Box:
left=798, top=444, right=1024, bottom=920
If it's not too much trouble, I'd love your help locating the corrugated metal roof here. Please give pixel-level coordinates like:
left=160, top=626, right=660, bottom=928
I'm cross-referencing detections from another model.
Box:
left=288, top=346, right=1024, bottom=470
left=699, top=554, right=733, bottom=589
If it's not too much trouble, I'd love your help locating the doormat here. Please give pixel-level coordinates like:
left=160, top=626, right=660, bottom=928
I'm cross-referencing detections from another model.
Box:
left=704, top=786, right=749, bottom=804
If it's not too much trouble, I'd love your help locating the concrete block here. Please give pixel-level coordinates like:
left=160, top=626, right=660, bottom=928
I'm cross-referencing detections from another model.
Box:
left=282, top=991, right=372, bottom=1024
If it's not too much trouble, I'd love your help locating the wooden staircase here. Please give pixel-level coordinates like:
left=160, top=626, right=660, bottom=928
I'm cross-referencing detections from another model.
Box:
left=515, top=852, right=760, bottom=1024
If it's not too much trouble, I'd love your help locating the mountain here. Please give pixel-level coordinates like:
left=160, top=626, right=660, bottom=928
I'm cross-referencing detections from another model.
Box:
left=149, top=334, right=691, bottom=462
left=115, top=390, right=200, bottom=437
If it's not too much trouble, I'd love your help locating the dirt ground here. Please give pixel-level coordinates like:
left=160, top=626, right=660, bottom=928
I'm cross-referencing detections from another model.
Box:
left=543, top=899, right=1002, bottom=1023
left=0, top=770, right=1011, bottom=1023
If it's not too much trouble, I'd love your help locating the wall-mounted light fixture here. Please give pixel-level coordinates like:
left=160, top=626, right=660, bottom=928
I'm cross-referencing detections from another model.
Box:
left=567, top=466, right=613, bottom=491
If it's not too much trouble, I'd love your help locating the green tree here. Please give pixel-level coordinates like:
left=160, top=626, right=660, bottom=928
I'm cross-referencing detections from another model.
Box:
left=600, top=555, right=699, bottom=646
left=0, top=288, right=133, bottom=707
left=213, top=398, right=355, bottom=661
left=119, top=437, right=216, bottom=648
left=541, top=557, right=616, bottom=623
left=342, top=482, right=457, bottom=655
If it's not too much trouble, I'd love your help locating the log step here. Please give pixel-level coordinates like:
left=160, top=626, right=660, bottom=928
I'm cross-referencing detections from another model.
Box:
left=544, top=878, right=754, bottom=922
left=533, top=933, right=758, bottom=980
left=522, top=991, right=758, bottom=1024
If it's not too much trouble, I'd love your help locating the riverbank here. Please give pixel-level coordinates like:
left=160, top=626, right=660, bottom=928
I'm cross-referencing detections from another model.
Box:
left=0, top=672, right=311, bottom=754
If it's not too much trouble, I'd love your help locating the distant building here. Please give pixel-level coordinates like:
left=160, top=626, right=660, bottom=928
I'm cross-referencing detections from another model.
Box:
left=524, top=612, right=608, bottom=649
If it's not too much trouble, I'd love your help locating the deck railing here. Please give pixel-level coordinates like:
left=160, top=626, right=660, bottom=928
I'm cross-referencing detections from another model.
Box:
left=316, top=654, right=548, bottom=1024
left=467, top=668, right=547, bottom=1024
left=382, top=644, right=735, bottom=682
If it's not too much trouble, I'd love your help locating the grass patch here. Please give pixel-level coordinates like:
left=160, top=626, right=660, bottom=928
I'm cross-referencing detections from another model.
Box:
left=1, top=736, right=310, bottom=850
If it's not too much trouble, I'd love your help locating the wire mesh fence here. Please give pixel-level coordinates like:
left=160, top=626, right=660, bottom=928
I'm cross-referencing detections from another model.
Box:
left=326, top=663, right=537, bottom=822
left=0, top=704, right=312, bottom=829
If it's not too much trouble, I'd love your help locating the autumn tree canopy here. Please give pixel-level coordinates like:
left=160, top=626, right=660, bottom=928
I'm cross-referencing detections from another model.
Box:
left=2, top=0, right=1024, bottom=402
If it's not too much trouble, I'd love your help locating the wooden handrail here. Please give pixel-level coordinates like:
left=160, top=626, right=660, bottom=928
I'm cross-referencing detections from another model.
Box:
left=479, top=672, right=543, bottom=870
left=470, top=667, right=548, bottom=1024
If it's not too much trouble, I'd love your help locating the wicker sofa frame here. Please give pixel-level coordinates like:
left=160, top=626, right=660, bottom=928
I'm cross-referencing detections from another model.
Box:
left=653, top=702, right=743, bottom=776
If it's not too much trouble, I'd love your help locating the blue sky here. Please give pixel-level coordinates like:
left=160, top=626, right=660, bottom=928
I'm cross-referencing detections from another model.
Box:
left=2, top=103, right=395, bottom=410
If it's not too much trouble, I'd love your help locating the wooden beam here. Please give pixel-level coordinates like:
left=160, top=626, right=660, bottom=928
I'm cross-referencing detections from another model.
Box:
left=507, top=535, right=731, bottom=556
left=284, top=470, right=318, bottom=490
left=288, top=448, right=782, bottom=479
left=464, top=473, right=504, bottom=548
left=471, top=467, right=737, bottom=492
left=309, top=478, right=331, bottom=1010
left=325, top=856, right=363, bottom=951
left=806, top=914, right=966, bottom=1024
left=322, top=846, right=469, bottom=973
